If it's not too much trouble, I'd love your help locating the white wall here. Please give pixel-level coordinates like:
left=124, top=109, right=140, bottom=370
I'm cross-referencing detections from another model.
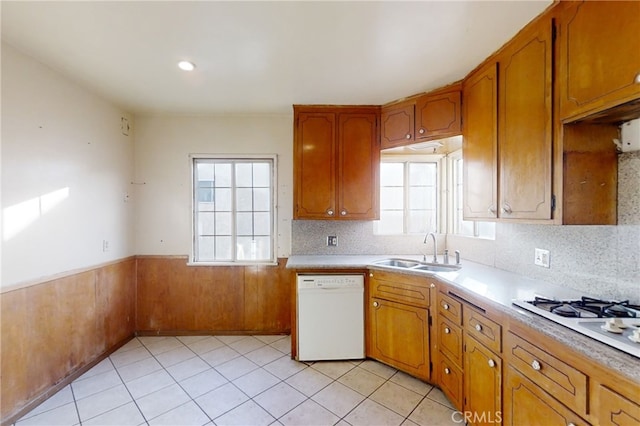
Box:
left=133, top=115, right=293, bottom=257
left=1, top=43, right=136, bottom=288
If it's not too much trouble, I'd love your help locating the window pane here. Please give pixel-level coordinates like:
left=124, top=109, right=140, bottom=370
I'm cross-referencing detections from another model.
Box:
left=252, top=163, right=271, bottom=186
left=380, top=187, right=404, bottom=209
left=215, top=212, right=232, bottom=235
left=409, top=163, right=436, bottom=186
left=215, top=236, right=232, bottom=260
left=215, top=163, right=232, bottom=187
left=409, top=187, right=436, bottom=210
left=253, top=188, right=271, bottom=211
left=377, top=210, right=404, bottom=234
left=215, top=188, right=232, bottom=211
left=253, top=212, right=271, bottom=235
left=380, top=163, right=404, bottom=186
left=236, top=212, right=253, bottom=235
left=198, top=212, right=215, bottom=235
left=198, top=236, right=215, bottom=261
left=235, top=163, right=253, bottom=187
left=458, top=220, right=474, bottom=237
left=236, top=188, right=253, bottom=211
left=408, top=210, right=435, bottom=234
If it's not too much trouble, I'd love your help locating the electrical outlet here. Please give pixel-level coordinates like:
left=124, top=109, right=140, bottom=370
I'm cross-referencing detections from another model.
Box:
left=102, top=240, right=110, bottom=252
left=534, top=248, right=550, bottom=268
left=327, top=236, right=338, bottom=247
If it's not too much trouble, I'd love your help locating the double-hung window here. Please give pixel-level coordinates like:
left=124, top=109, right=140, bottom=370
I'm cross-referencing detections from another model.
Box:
left=191, top=156, right=276, bottom=264
left=375, top=158, right=439, bottom=235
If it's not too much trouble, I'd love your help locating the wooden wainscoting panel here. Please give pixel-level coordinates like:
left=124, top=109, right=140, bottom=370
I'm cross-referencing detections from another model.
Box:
left=1, top=258, right=136, bottom=424
left=244, top=259, right=292, bottom=333
left=136, top=257, right=291, bottom=334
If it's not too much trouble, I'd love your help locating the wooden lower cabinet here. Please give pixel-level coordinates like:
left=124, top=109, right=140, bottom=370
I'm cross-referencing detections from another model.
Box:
left=464, top=335, right=502, bottom=426
left=438, top=354, right=464, bottom=409
left=504, top=366, right=587, bottom=426
left=592, top=383, right=640, bottom=426
left=368, top=297, right=431, bottom=381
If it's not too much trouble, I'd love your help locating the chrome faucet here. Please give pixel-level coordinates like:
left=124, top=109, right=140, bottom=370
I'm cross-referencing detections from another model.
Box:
left=423, top=232, right=438, bottom=263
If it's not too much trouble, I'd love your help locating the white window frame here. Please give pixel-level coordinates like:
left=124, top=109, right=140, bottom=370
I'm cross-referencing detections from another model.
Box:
left=375, top=154, right=444, bottom=235
left=447, top=149, right=495, bottom=239
left=189, top=154, right=278, bottom=265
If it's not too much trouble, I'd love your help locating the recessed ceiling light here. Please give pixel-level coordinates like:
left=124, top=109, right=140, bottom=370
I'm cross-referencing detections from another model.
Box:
left=177, top=61, right=196, bottom=71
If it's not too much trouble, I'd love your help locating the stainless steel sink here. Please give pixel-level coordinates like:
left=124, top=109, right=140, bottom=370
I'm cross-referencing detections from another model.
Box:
left=373, top=258, right=421, bottom=268
left=412, top=263, right=461, bottom=272
left=372, top=258, right=461, bottom=273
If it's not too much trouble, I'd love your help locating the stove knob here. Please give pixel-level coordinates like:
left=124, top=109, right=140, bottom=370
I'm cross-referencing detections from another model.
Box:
left=531, top=360, right=542, bottom=371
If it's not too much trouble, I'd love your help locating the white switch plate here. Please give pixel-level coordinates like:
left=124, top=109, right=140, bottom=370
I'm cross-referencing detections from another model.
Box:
left=534, top=248, right=550, bottom=268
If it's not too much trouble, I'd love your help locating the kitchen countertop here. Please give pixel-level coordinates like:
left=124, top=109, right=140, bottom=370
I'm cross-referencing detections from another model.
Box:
left=287, top=255, right=640, bottom=383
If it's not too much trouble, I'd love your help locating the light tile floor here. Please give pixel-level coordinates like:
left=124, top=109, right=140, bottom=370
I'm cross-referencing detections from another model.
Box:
left=14, top=335, right=459, bottom=426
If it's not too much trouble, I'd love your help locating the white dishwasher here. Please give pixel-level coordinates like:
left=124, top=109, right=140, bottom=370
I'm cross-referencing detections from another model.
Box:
left=297, top=274, right=365, bottom=361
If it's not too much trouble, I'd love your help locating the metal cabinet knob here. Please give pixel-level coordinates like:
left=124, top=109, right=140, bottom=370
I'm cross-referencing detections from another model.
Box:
left=635, top=72, right=640, bottom=84
left=406, top=134, right=412, bottom=139
left=443, top=303, right=450, bottom=310
left=475, top=324, right=482, bottom=332
left=340, top=210, right=347, bottom=216
left=444, top=367, right=451, bottom=374
left=373, top=301, right=379, bottom=307
left=531, top=360, right=542, bottom=371
left=327, top=209, right=334, bottom=216
left=369, top=273, right=373, bottom=277
left=419, top=128, right=425, bottom=134
left=430, top=283, right=436, bottom=288
left=488, top=359, right=496, bottom=368
left=444, top=327, right=451, bottom=334
left=488, top=206, right=496, bottom=214
left=501, top=203, right=512, bottom=214
left=567, top=423, right=576, bottom=426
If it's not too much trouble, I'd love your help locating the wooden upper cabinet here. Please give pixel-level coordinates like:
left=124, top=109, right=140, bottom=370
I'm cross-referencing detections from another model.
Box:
left=497, top=16, right=553, bottom=220
left=381, top=87, right=461, bottom=150
left=415, top=89, right=461, bottom=141
left=462, top=62, right=498, bottom=219
left=294, top=111, right=336, bottom=219
left=337, top=112, right=380, bottom=219
left=558, top=0, right=640, bottom=121
left=293, top=106, right=380, bottom=220
left=380, top=101, right=414, bottom=149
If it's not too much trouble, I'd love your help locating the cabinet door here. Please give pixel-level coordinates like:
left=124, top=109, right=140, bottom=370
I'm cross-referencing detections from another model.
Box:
left=380, top=101, right=414, bottom=149
left=464, top=336, right=502, bottom=426
left=438, top=354, right=464, bottom=411
left=559, top=1, right=640, bottom=120
left=415, top=90, right=461, bottom=141
left=337, top=113, right=380, bottom=220
left=504, top=366, right=587, bottom=426
left=594, top=384, right=640, bottom=426
left=294, top=112, right=336, bottom=219
left=369, top=297, right=430, bottom=381
left=498, top=17, right=553, bottom=220
left=462, top=62, right=498, bottom=219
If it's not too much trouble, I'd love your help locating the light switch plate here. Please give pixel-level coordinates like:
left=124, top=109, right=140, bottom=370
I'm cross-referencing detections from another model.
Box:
left=534, top=248, right=550, bottom=268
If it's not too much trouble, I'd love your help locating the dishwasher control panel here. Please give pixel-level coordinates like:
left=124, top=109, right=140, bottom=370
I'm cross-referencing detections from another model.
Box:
left=297, top=274, right=364, bottom=289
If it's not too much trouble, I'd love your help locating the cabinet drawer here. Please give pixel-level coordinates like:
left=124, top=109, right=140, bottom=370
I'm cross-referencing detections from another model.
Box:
left=505, top=332, right=587, bottom=416
left=437, top=317, right=463, bottom=367
left=464, top=308, right=501, bottom=354
left=438, top=292, right=462, bottom=325
left=438, top=355, right=463, bottom=410
left=370, top=271, right=430, bottom=308
left=505, top=366, right=588, bottom=426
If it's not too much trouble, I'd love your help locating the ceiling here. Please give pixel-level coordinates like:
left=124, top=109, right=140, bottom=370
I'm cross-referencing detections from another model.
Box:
left=1, top=1, right=552, bottom=115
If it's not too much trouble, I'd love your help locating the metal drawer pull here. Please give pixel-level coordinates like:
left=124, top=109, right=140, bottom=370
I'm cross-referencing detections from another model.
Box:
left=444, top=327, right=451, bottom=334
left=475, top=324, right=482, bottom=332
left=443, top=303, right=450, bottom=310
left=444, top=367, right=451, bottom=374
left=488, top=359, right=495, bottom=368
left=531, top=360, right=541, bottom=371
left=373, top=301, right=379, bottom=307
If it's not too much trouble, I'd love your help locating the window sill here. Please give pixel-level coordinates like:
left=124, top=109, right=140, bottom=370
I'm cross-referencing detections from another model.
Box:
left=187, top=261, right=279, bottom=267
